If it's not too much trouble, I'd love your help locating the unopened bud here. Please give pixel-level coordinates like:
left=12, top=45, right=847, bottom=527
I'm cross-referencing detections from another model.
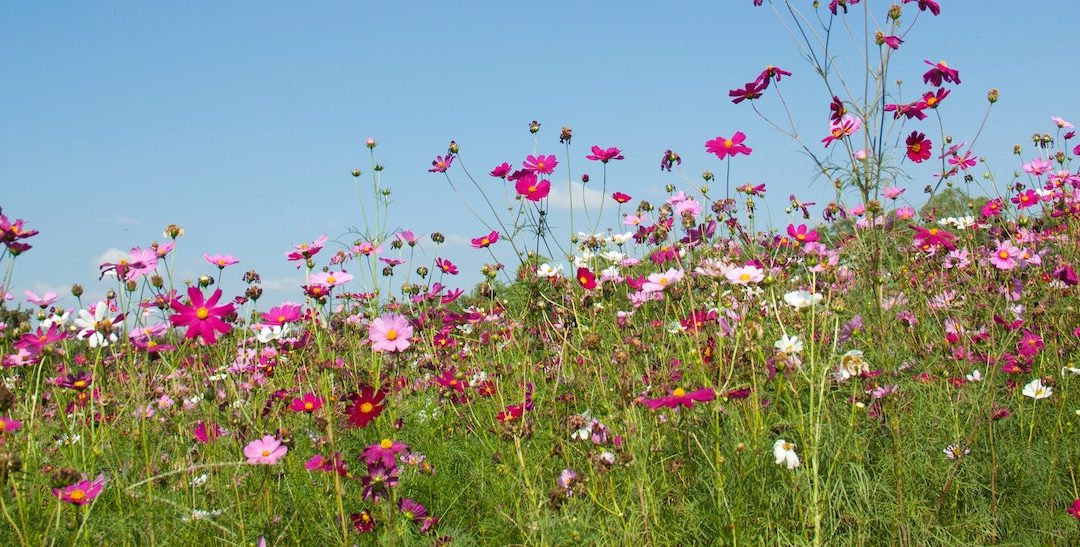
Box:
left=416, top=266, right=429, bottom=278
left=198, top=275, right=213, bottom=288
left=366, top=137, right=377, bottom=149
left=987, top=88, right=999, bottom=103
left=246, top=285, right=263, bottom=301
left=448, top=140, right=459, bottom=154
left=374, top=163, right=384, bottom=172
left=351, top=169, right=362, bottom=177
left=529, top=120, right=541, bottom=134
left=431, top=232, right=445, bottom=244
left=71, top=284, right=84, bottom=298
left=702, top=171, right=714, bottom=182
left=150, top=275, right=164, bottom=289
left=125, top=280, right=137, bottom=292
left=888, top=4, right=901, bottom=20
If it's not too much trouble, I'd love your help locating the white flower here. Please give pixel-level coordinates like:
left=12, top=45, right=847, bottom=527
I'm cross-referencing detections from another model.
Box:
left=835, top=350, right=869, bottom=383
left=601, top=251, right=625, bottom=263
left=774, top=334, right=804, bottom=355
left=783, top=290, right=823, bottom=309
left=1061, top=366, right=1080, bottom=377
left=1022, top=378, right=1052, bottom=400
left=943, top=444, right=970, bottom=460
left=773, top=439, right=800, bottom=469
left=255, top=323, right=292, bottom=344
left=965, top=370, right=982, bottom=382
left=191, top=473, right=209, bottom=488
left=73, top=302, right=120, bottom=348
left=536, top=263, right=563, bottom=279
left=39, top=310, right=71, bottom=331
left=608, top=232, right=634, bottom=245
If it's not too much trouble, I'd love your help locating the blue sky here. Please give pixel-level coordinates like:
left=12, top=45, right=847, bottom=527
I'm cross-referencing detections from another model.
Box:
left=2, top=1, right=1077, bottom=309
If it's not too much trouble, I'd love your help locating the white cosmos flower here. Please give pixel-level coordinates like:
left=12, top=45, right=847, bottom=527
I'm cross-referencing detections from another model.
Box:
left=774, top=334, right=804, bottom=354
left=73, top=302, right=120, bottom=348
left=1022, top=378, right=1053, bottom=400
left=773, top=439, right=800, bottom=469
left=536, top=263, right=563, bottom=279
left=783, top=290, right=823, bottom=309
left=965, top=370, right=982, bottom=382
left=608, top=232, right=634, bottom=245
left=255, top=323, right=293, bottom=344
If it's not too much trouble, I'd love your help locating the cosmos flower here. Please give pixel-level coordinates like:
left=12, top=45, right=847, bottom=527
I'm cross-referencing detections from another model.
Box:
left=346, top=386, right=386, bottom=428
left=1022, top=378, right=1052, bottom=400
left=368, top=313, right=413, bottom=353
left=204, top=254, right=239, bottom=269
left=640, top=387, right=716, bottom=409
left=586, top=145, right=624, bottom=163
left=169, top=287, right=235, bottom=345
left=523, top=154, right=557, bottom=175
left=905, top=131, right=932, bottom=163
left=514, top=172, right=551, bottom=202
left=773, top=439, right=800, bottom=469
left=470, top=231, right=499, bottom=249
left=53, top=476, right=107, bottom=505
left=244, top=435, right=288, bottom=465
left=705, top=132, right=752, bottom=160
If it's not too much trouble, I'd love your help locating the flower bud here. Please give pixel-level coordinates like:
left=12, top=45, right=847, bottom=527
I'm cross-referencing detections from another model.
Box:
left=125, top=280, right=138, bottom=292
left=366, top=137, right=377, bottom=149
left=702, top=171, right=714, bottom=182
left=888, top=4, right=901, bottom=20
left=246, top=285, right=263, bottom=301
left=71, top=284, right=84, bottom=298
left=700, top=185, right=710, bottom=195
left=351, top=169, right=362, bottom=177
left=560, top=127, right=573, bottom=144
left=431, top=232, right=445, bottom=244
left=198, top=275, right=214, bottom=288
left=665, top=184, right=675, bottom=193
left=448, top=140, right=459, bottom=154
left=374, top=163, right=384, bottom=172
left=581, top=174, right=590, bottom=183
left=150, top=274, right=164, bottom=288
left=164, top=224, right=185, bottom=239
left=529, top=120, right=541, bottom=134
left=987, top=88, right=999, bottom=103
left=1013, top=144, right=1022, bottom=155
left=416, top=266, right=429, bottom=278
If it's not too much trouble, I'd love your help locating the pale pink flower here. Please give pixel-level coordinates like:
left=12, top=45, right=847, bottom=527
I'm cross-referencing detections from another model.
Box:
left=244, top=435, right=288, bottom=465
left=368, top=313, right=413, bottom=353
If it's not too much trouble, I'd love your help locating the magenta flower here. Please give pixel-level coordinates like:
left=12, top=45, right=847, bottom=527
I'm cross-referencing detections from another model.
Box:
left=428, top=154, right=454, bottom=173
left=399, top=498, right=428, bottom=523
left=0, top=416, right=21, bottom=435
left=523, top=154, right=557, bottom=175
left=204, top=254, right=239, bottom=269
left=586, top=145, right=624, bottom=163
left=728, top=81, right=765, bottom=104
left=1011, top=189, right=1040, bottom=209
left=786, top=224, right=820, bottom=244
left=821, top=115, right=861, bottom=148
left=705, top=132, right=751, bottom=160
left=244, top=435, right=287, bottom=465
left=362, top=438, right=410, bottom=468
left=880, top=34, right=903, bottom=49
left=922, top=60, right=960, bottom=86
left=169, top=287, right=236, bottom=345
left=1022, top=158, right=1052, bottom=176
left=905, top=131, right=932, bottom=163
left=261, top=303, right=303, bottom=325
left=514, top=173, right=551, bottom=202
left=286, top=235, right=328, bottom=263
left=369, top=313, right=413, bottom=353
left=53, top=476, right=106, bottom=505
left=489, top=162, right=512, bottom=179
left=470, top=230, right=499, bottom=248
left=641, top=387, right=716, bottom=409
left=903, top=0, right=940, bottom=16
left=289, top=393, right=324, bottom=413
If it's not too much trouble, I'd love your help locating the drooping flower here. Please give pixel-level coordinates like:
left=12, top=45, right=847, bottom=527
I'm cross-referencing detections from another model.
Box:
left=612, top=191, right=633, bottom=204
left=169, top=287, right=235, bottom=345
left=368, top=313, right=413, bottom=353
left=705, top=132, right=752, bottom=160
left=728, top=80, right=766, bottom=104
left=244, top=435, right=288, bottom=465
left=346, top=386, right=386, bottom=428
left=489, top=162, right=512, bottom=179
left=922, top=60, right=960, bottom=86
left=773, top=439, right=800, bottom=469
left=903, top=0, right=940, bottom=16
left=399, top=498, right=428, bottom=523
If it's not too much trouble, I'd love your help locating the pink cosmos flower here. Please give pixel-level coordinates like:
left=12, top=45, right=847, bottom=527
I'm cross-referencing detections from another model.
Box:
left=435, top=257, right=458, bottom=275
left=641, top=268, right=684, bottom=292
left=24, top=290, right=60, bottom=308
left=362, top=438, right=409, bottom=468
left=905, top=131, right=932, bottom=163
left=895, top=206, right=917, bottom=220
left=0, top=416, right=21, bottom=435
left=705, top=132, right=752, bottom=160
left=53, top=476, right=106, bottom=505
left=903, top=0, right=940, bottom=15
left=821, top=115, right=861, bottom=147
left=244, top=435, right=288, bottom=465
left=725, top=265, right=764, bottom=286
left=883, top=186, right=906, bottom=200
left=261, top=303, right=303, bottom=325
left=369, top=313, right=413, bottom=353
left=523, top=154, right=557, bottom=175
left=310, top=270, right=354, bottom=288
left=641, top=387, right=716, bottom=409
left=880, top=34, right=903, bottom=49
left=1022, top=158, right=1052, bottom=176
left=204, top=254, right=239, bottom=269
left=286, top=235, right=328, bottom=263
left=786, top=224, right=820, bottom=244
left=990, top=240, right=1022, bottom=270
left=470, top=231, right=499, bottom=249
left=514, top=173, right=551, bottom=202
left=169, top=287, right=236, bottom=345
left=586, top=146, right=624, bottom=163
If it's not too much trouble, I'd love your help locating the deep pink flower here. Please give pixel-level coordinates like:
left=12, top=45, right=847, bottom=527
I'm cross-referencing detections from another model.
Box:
left=514, top=173, right=551, bottom=202
left=489, top=162, right=512, bottom=179
left=53, top=477, right=106, bottom=505
left=911, top=226, right=957, bottom=251
left=289, top=393, right=324, bottom=413
left=362, top=438, right=409, bottom=468
left=880, top=34, right=903, bottom=49
left=0, top=416, right=21, bottom=435
left=470, top=231, right=499, bottom=248
left=612, top=192, right=633, bottom=204
left=369, top=313, right=413, bottom=353
left=903, top=0, right=940, bottom=16
left=641, top=387, right=716, bottom=409
left=923, top=60, right=960, bottom=86
left=523, top=154, right=557, bottom=175
left=1017, top=330, right=1044, bottom=358
left=786, top=224, right=820, bottom=244
left=1069, top=499, right=1080, bottom=519
left=705, top=132, right=751, bottom=160
left=821, top=115, right=861, bottom=147
left=261, top=303, right=303, bottom=326
left=435, top=257, right=458, bottom=275
left=586, top=146, right=624, bottom=163
left=576, top=267, right=597, bottom=290
left=1011, top=189, right=1040, bottom=209
left=169, top=287, right=235, bottom=345
left=286, top=235, right=328, bottom=263
left=193, top=421, right=222, bottom=444
left=728, top=81, right=765, bottom=104
left=828, top=0, right=861, bottom=15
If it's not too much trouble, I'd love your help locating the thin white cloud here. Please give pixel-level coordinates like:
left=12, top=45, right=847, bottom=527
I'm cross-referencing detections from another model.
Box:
left=94, top=248, right=127, bottom=267
left=113, top=214, right=140, bottom=226
left=547, top=180, right=605, bottom=211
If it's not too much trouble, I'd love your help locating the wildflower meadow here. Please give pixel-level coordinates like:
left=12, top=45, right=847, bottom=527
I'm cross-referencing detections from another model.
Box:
left=3, top=1, right=1080, bottom=545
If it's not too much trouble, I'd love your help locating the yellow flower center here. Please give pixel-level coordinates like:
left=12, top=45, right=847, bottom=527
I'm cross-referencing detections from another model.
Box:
left=385, top=329, right=398, bottom=341
left=673, top=387, right=686, bottom=397
left=360, top=402, right=374, bottom=413
left=481, top=238, right=489, bottom=246
left=380, top=438, right=393, bottom=449
left=796, top=233, right=806, bottom=240
left=73, top=380, right=87, bottom=389
left=927, top=96, right=937, bottom=106
left=998, top=251, right=1009, bottom=259
left=928, top=228, right=939, bottom=235
left=277, top=315, right=286, bottom=322
left=196, top=307, right=210, bottom=320
left=68, top=489, right=86, bottom=502
left=217, top=259, right=225, bottom=266
left=910, top=143, right=921, bottom=153
left=740, top=273, right=751, bottom=282
left=0, top=422, right=6, bottom=433
left=326, top=276, right=336, bottom=284
left=304, top=401, right=314, bottom=410
left=724, top=139, right=734, bottom=148
left=536, top=162, right=544, bottom=170
left=261, top=449, right=270, bottom=457
left=528, top=185, right=537, bottom=192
